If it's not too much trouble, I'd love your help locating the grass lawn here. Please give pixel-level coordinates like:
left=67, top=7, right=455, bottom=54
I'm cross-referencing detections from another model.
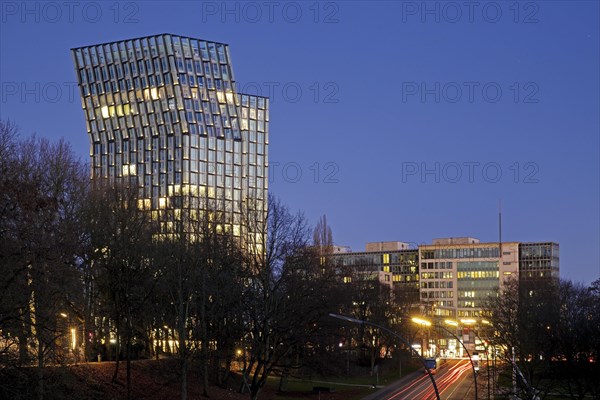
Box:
left=263, top=360, right=422, bottom=400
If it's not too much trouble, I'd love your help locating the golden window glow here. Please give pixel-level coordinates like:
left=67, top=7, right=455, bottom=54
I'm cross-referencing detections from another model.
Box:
left=343, top=276, right=352, bottom=283
left=122, top=164, right=136, bottom=176
left=135, top=199, right=150, bottom=210
left=186, top=185, right=197, bottom=195
left=158, top=197, right=168, bottom=209
left=383, top=254, right=390, bottom=264
left=143, top=87, right=160, bottom=101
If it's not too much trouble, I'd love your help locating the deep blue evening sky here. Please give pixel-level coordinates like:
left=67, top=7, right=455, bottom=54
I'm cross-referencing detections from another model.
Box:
left=1, top=1, right=598, bottom=284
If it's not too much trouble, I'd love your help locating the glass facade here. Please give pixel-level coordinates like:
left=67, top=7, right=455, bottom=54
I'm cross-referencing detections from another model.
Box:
left=421, top=247, right=500, bottom=259
left=419, top=243, right=503, bottom=318
left=71, top=34, right=268, bottom=240
left=332, top=249, right=419, bottom=286
left=456, top=261, right=499, bottom=316
left=519, top=242, right=559, bottom=280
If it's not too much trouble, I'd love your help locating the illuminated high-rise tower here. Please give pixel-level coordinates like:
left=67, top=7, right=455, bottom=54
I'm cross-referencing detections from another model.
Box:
left=72, top=34, right=268, bottom=240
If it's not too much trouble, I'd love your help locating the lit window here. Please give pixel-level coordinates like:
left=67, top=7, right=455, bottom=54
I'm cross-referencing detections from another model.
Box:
left=158, top=197, right=167, bottom=209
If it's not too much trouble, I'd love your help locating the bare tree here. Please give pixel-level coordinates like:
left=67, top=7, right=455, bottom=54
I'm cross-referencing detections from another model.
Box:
left=313, top=214, right=333, bottom=255
left=240, top=195, right=336, bottom=400
left=83, top=181, right=156, bottom=400
left=0, top=121, right=88, bottom=400
left=551, top=280, right=600, bottom=399
left=486, top=277, right=560, bottom=399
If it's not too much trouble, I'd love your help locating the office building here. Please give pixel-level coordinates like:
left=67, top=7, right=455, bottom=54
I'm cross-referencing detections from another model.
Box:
left=332, top=238, right=558, bottom=318
left=518, top=242, right=560, bottom=281
left=71, top=34, right=268, bottom=240
left=331, top=241, right=420, bottom=302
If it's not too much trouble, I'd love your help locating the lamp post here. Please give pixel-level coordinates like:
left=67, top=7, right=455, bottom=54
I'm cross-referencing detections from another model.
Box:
left=60, top=311, right=79, bottom=365
left=330, top=313, right=440, bottom=400
left=475, top=320, right=493, bottom=400
left=414, top=318, right=479, bottom=400
left=412, top=317, right=430, bottom=357
left=338, top=341, right=350, bottom=375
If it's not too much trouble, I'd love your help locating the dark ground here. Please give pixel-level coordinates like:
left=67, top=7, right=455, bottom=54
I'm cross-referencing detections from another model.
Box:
left=0, top=359, right=368, bottom=400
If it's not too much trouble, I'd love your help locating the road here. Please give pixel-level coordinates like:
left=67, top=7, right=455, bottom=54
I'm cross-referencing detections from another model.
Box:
left=364, top=359, right=477, bottom=400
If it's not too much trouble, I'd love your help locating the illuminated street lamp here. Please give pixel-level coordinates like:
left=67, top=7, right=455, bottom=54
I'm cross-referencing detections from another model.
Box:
left=412, top=317, right=432, bottom=327
left=330, top=313, right=440, bottom=400
left=412, top=317, right=431, bottom=357
left=475, top=320, right=495, bottom=400
left=412, top=318, right=479, bottom=400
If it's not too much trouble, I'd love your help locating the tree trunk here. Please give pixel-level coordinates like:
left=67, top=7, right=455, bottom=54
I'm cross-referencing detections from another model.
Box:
left=223, top=356, right=232, bottom=386
left=126, top=327, right=132, bottom=400
left=112, top=323, right=120, bottom=382
left=181, top=356, right=188, bottom=400
left=216, top=354, right=222, bottom=387
left=278, top=367, right=289, bottom=392
left=83, top=267, right=94, bottom=362
left=18, top=310, right=29, bottom=366
left=37, top=339, right=44, bottom=400
left=178, top=267, right=188, bottom=400
left=250, top=386, right=260, bottom=400
left=200, top=272, right=209, bottom=398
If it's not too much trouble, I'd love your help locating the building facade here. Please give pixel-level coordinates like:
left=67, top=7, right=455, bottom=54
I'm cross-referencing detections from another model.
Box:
left=331, top=241, right=420, bottom=305
left=519, top=242, right=560, bottom=281
left=419, top=238, right=520, bottom=319
left=332, top=238, right=558, bottom=318
left=71, top=34, right=268, bottom=240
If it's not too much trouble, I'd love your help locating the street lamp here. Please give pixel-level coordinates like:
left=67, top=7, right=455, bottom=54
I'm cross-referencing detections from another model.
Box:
left=412, top=317, right=431, bottom=357
left=477, top=320, right=495, bottom=400
left=60, top=311, right=79, bottom=364
left=338, top=341, right=350, bottom=375
left=412, top=318, right=479, bottom=400
left=330, top=313, right=440, bottom=400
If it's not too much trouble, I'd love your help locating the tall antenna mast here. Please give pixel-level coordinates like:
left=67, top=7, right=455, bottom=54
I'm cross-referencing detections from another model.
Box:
left=499, top=199, right=503, bottom=254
